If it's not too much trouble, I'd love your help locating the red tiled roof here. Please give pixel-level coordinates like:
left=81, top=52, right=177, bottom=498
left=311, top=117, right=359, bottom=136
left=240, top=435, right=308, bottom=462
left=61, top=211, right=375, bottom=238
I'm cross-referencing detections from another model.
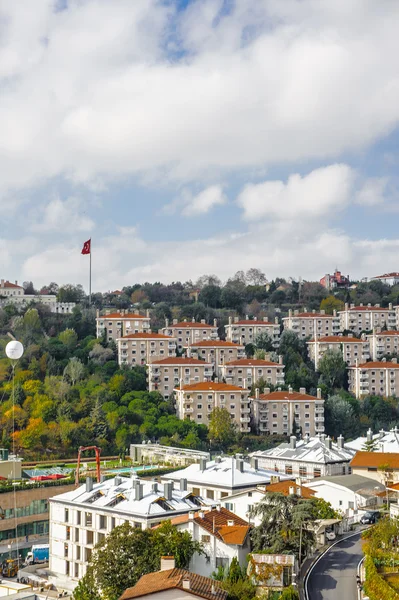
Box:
left=351, top=451, right=399, bottom=469
left=255, top=391, right=320, bottom=401
left=345, top=306, right=389, bottom=311
left=168, top=508, right=250, bottom=546
left=121, top=333, right=174, bottom=340
left=151, top=357, right=211, bottom=365
left=372, top=273, right=399, bottom=279
left=189, top=340, right=243, bottom=347
left=97, top=312, right=148, bottom=320
left=1, top=281, right=23, bottom=289
left=309, top=336, right=361, bottom=343
left=120, top=568, right=227, bottom=600
left=165, top=321, right=214, bottom=328
left=265, top=480, right=316, bottom=498
left=224, top=359, right=281, bottom=366
left=288, top=312, right=333, bottom=318
left=179, top=381, right=244, bottom=392
left=372, top=331, right=399, bottom=337
left=350, top=361, right=399, bottom=369
left=233, top=320, right=274, bottom=325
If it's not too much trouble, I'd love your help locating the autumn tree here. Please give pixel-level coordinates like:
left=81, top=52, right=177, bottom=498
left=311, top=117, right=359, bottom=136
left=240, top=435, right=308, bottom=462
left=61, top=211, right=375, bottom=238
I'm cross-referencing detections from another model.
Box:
left=208, top=407, right=237, bottom=450
left=320, top=296, right=345, bottom=315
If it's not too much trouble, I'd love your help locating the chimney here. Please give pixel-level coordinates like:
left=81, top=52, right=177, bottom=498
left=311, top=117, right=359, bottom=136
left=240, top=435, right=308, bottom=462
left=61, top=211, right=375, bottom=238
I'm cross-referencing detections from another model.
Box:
left=200, top=458, right=207, bottom=471
left=290, top=436, right=296, bottom=449
left=146, top=309, right=150, bottom=318
left=189, top=511, right=195, bottom=520
left=367, top=428, right=373, bottom=443
left=288, top=386, right=293, bottom=394
left=320, top=309, right=325, bottom=315
left=180, top=478, right=187, bottom=492
left=299, top=387, right=306, bottom=394
left=333, top=309, right=337, bottom=317
left=275, top=316, right=279, bottom=324
left=227, top=519, right=235, bottom=526
left=316, top=388, right=322, bottom=399
left=0, top=279, right=4, bottom=288
left=200, top=319, right=205, bottom=324
left=289, top=486, right=295, bottom=495
left=135, top=482, right=144, bottom=501
left=165, top=318, right=169, bottom=328
left=296, top=487, right=302, bottom=496
left=236, top=459, right=244, bottom=473
left=304, top=433, right=310, bottom=444
left=325, top=436, right=332, bottom=450
left=289, top=309, right=292, bottom=317
left=86, top=477, right=93, bottom=493
left=199, top=510, right=205, bottom=519
left=234, top=316, right=239, bottom=323
left=279, top=355, right=283, bottom=365
left=152, top=482, right=159, bottom=493
left=250, top=457, right=258, bottom=470
left=245, top=314, right=249, bottom=320
left=186, top=346, right=191, bottom=358
left=337, top=435, right=344, bottom=449
left=96, top=309, right=100, bottom=318
left=214, top=319, right=217, bottom=327
left=160, top=556, right=175, bottom=571
left=164, top=482, right=173, bottom=500
left=182, top=577, right=190, bottom=590
left=255, top=388, right=260, bottom=399
left=173, top=319, right=178, bottom=325
left=389, top=303, right=393, bottom=310
left=392, top=358, right=397, bottom=364
left=229, top=316, right=232, bottom=325
left=379, top=429, right=385, bottom=439
left=264, top=387, right=270, bottom=395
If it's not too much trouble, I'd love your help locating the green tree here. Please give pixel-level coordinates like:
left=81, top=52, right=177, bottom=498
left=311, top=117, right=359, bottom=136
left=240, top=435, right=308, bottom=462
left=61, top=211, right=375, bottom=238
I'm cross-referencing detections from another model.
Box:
left=254, top=331, right=274, bottom=352
left=208, top=407, right=237, bottom=450
left=59, top=328, right=78, bottom=351
left=280, top=586, right=300, bottom=600
left=90, top=397, right=109, bottom=441
left=324, top=395, right=358, bottom=438
left=318, top=349, right=347, bottom=392
left=199, top=284, right=222, bottom=308
left=64, top=357, right=85, bottom=385
left=320, top=296, right=345, bottom=315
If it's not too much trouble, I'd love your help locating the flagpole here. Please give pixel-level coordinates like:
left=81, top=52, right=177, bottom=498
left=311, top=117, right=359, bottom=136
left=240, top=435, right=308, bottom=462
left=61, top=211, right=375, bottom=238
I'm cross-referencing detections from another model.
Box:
left=89, top=238, right=92, bottom=306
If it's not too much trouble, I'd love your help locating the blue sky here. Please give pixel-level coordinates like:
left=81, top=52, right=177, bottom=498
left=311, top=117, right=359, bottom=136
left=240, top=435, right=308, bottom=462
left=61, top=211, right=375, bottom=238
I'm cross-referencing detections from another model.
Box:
left=1, top=0, right=399, bottom=292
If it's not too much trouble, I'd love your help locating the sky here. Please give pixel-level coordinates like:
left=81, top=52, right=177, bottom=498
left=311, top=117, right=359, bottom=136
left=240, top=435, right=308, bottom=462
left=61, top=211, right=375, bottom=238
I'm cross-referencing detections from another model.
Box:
left=1, top=0, right=399, bottom=292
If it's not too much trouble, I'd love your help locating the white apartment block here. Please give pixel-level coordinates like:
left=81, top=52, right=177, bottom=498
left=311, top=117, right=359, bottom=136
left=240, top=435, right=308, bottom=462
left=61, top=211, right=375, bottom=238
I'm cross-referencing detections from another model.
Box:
left=224, top=316, right=280, bottom=347
left=219, top=358, right=285, bottom=390
left=175, top=382, right=251, bottom=433
left=189, top=340, right=245, bottom=374
left=370, top=272, right=399, bottom=286
left=147, top=357, right=213, bottom=398
left=250, top=387, right=325, bottom=437
left=117, top=333, right=177, bottom=367
left=282, top=309, right=340, bottom=339
left=159, top=319, right=219, bottom=352
left=162, top=456, right=291, bottom=501
left=348, top=358, right=399, bottom=398
left=0, top=280, right=75, bottom=313
left=96, top=310, right=151, bottom=342
left=364, top=330, right=399, bottom=360
left=49, top=475, right=213, bottom=585
left=338, top=302, right=396, bottom=335
left=250, top=434, right=355, bottom=482
left=307, top=335, right=370, bottom=369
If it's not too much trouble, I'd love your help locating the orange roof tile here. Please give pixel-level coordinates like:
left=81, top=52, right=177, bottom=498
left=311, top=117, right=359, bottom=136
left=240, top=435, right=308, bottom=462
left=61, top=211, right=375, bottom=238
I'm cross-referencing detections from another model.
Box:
left=265, top=480, right=316, bottom=498
left=351, top=451, right=399, bottom=469
left=165, top=321, right=214, bottom=328
left=179, top=381, right=244, bottom=392
left=373, top=331, right=399, bottom=337
left=189, top=340, right=243, bottom=348
left=98, top=312, right=148, bottom=320
left=150, top=357, right=211, bottom=366
left=224, top=358, right=281, bottom=367
left=233, top=320, right=274, bottom=325
left=294, top=312, right=333, bottom=318
left=120, top=568, right=227, bottom=600
left=255, top=391, right=320, bottom=401
left=167, top=508, right=250, bottom=546
left=346, top=306, right=389, bottom=311
left=350, top=361, right=399, bottom=369
left=309, top=336, right=361, bottom=343
left=120, top=333, right=174, bottom=340
left=1, top=281, right=23, bottom=289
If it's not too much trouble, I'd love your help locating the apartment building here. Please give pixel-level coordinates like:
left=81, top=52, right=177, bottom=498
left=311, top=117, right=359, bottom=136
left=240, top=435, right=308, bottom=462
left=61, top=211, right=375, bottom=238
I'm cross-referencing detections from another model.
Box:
left=250, top=434, right=355, bottom=482
left=96, top=310, right=151, bottom=342
left=175, top=382, right=251, bottom=433
left=219, top=358, right=285, bottom=389
left=147, top=357, right=213, bottom=398
left=338, top=303, right=396, bottom=335
left=49, top=476, right=213, bottom=584
left=250, top=387, right=325, bottom=437
left=350, top=451, right=399, bottom=484
left=189, top=340, right=245, bottom=373
left=282, top=309, right=340, bottom=339
left=224, top=316, right=280, bottom=347
left=162, top=456, right=291, bottom=501
left=370, top=272, right=399, bottom=286
left=117, top=333, right=177, bottom=367
left=0, top=280, right=75, bottom=313
left=307, top=335, right=370, bottom=369
left=159, top=319, right=219, bottom=352
left=348, top=359, right=399, bottom=398
left=364, top=330, right=399, bottom=360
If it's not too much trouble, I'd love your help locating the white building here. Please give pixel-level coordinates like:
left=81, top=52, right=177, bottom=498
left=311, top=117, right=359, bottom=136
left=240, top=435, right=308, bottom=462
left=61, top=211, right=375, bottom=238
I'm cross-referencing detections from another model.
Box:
left=303, top=474, right=384, bottom=516
left=159, top=319, right=219, bottom=353
left=250, top=434, right=355, bottom=482
left=370, top=273, right=399, bottom=286
left=130, top=444, right=210, bottom=466
left=345, top=427, right=399, bottom=453
left=307, top=335, right=370, bottom=369
left=219, top=358, right=285, bottom=389
left=96, top=310, right=151, bottom=342
left=364, top=329, right=399, bottom=360
left=338, top=303, right=396, bottom=335
left=224, top=316, right=280, bottom=347
left=0, top=280, right=75, bottom=313
left=348, top=359, right=399, bottom=398
left=161, top=456, right=291, bottom=502
left=170, top=507, right=251, bottom=576
left=49, top=475, right=213, bottom=585
left=117, top=332, right=177, bottom=367
left=188, top=340, right=245, bottom=375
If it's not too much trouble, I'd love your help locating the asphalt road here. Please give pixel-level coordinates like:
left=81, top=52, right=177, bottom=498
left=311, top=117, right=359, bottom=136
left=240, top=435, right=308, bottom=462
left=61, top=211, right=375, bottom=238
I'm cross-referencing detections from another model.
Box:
left=306, top=532, right=363, bottom=600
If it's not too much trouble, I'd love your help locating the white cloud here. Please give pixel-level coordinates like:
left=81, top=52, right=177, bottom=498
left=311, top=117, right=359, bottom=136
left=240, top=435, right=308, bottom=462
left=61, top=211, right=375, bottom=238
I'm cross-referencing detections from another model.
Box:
left=164, top=185, right=227, bottom=216
left=237, top=164, right=355, bottom=221
left=31, top=197, right=95, bottom=232
left=355, top=177, right=389, bottom=206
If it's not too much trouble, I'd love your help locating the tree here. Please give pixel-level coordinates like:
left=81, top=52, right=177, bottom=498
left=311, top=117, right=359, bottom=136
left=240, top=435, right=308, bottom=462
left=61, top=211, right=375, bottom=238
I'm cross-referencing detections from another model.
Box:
left=59, top=328, right=78, bottom=351
left=213, top=557, right=257, bottom=600
left=90, top=397, right=109, bottom=441
left=246, top=268, right=266, bottom=286
left=254, top=332, right=273, bottom=352
left=23, top=281, right=36, bottom=295
left=320, top=296, right=345, bottom=315
left=324, top=395, right=359, bottom=439
left=280, top=586, right=300, bottom=600
left=318, top=349, right=347, bottom=392
left=199, top=285, right=221, bottom=308
left=89, top=344, right=114, bottom=365
left=208, top=407, right=237, bottom=450
left=64, top=357, right=85, bottom=386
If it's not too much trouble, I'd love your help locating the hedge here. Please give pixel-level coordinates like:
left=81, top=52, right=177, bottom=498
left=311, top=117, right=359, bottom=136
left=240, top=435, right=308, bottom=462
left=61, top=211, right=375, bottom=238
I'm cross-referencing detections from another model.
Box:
left=363, top=555, right=399, bottom=600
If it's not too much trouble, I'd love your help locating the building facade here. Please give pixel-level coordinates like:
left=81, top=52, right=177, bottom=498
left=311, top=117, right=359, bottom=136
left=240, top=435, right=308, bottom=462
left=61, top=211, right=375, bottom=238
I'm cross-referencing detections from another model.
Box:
left=117, top=333, right=177, bottom=367
left=319, top=269, right=350, bottom=290
left=338, top=303, right=396, bottom=335
left=175, top=382, right=251, bottom=432
left=96, top=310, right=151, bottom=342
left=224, top=317, right=280, bottom=347
left=219, top=358, right=285, bottom=389
left=0, top=281, right=75, bottom=313
left=282, top=310, right=340, bottom=339
left=159, top=319, right=219, bottom=352
left=189, top=340, right=245, bottom=373
left=370, top=273, right=399, bottom=286
left=148, top=358, right=213, bottom=398
left=348, top=359, right=399, bottom=398
left=307, top=335, right=370, bottom=369
left=251, top=388, right=325, bottom=437
left=364, top=330, right=399, bottom=360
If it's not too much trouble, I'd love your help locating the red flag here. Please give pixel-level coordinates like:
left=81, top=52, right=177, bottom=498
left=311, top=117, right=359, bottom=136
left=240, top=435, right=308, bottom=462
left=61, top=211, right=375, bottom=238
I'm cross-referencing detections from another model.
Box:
left=81, top=239, right=91, bottom=255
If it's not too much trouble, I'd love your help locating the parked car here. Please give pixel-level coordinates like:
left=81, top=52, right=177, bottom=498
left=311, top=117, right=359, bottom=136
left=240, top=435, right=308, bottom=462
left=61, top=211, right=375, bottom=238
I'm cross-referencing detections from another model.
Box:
left=360, top=510, right=381, bottom=524
left=325, top=527, right=336, bottom=541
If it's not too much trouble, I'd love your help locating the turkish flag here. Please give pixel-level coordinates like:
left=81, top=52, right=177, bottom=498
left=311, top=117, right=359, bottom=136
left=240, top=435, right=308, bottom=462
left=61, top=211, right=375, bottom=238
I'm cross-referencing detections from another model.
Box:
left=81, top=239, right=91, bottom=255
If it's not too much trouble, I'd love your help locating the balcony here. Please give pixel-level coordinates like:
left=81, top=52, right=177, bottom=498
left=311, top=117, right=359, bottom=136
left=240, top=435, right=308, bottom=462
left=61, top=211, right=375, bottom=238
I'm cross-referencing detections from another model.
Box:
left=315, top=425, right=325, bottom=432
left=260, top=416, right=268, bottom=422
left=315, top=417, right=324, bottom=422
left=185, top=407, right=194, bottom=413
left=241, top=407, right=250, bottom=414
left=240, top=417, right=250, bottom=423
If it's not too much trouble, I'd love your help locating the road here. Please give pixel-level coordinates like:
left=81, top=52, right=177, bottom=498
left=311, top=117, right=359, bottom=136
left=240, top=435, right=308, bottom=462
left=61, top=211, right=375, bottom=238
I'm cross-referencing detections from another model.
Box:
left=305, top=532, right=363, bottom=600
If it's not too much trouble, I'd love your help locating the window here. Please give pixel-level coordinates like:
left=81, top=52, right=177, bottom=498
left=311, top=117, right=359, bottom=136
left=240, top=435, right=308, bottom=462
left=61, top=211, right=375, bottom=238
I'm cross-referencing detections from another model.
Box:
left=85, top=548, right=92, bottom=562
left=111, top=517, right=116, bottom=530
left=313, top=468, right=321, bottom=478
left=192, top=487, right=200, bottom=496
left=65, top=509, right=69, bottom=523
left=85, top=512, right=92, bottom=527
left=201, top=535, right=211, bottom=543
left=64, top=543, right=69, bottom=558
left=299, top=466, right=307, bottom=477
left=74, top=563, right=79, bottom=578
left=75, top=528, right=79, bottom=542
left=339, top=500, right=343, bottom=506
left=66, top=526, right=71, bottom=540
left=216, top=558, right=229, bottom=569
left=65, top=561, right=70, bottom=576
left=99, top=515, right=107, bottom=530
left=206, top=489, right=215, bottom=500
left=87, top=530, right=94, bottom=545
left=76, top=546, right=81, bottom=561
left=224, top=502, right=233, bottom=511
left=285, top=465, right=293, bottom=475
left=221, top=492, right=228, bottom=498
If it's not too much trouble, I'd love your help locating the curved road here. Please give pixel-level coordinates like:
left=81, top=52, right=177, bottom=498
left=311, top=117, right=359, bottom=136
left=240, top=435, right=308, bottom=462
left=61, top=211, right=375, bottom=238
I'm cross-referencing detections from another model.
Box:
left=305, top=532, right=363, bottom=600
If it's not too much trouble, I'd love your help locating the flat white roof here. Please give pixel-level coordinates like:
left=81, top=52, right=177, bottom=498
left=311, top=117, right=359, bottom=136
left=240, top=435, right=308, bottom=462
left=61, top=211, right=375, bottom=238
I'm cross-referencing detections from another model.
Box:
left=251, top=437, right=355, bottom=465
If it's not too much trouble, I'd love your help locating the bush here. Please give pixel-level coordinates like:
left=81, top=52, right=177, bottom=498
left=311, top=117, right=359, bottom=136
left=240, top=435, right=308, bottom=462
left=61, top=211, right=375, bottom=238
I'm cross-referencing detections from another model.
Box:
left=363, top=555, right=399, bottom=600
